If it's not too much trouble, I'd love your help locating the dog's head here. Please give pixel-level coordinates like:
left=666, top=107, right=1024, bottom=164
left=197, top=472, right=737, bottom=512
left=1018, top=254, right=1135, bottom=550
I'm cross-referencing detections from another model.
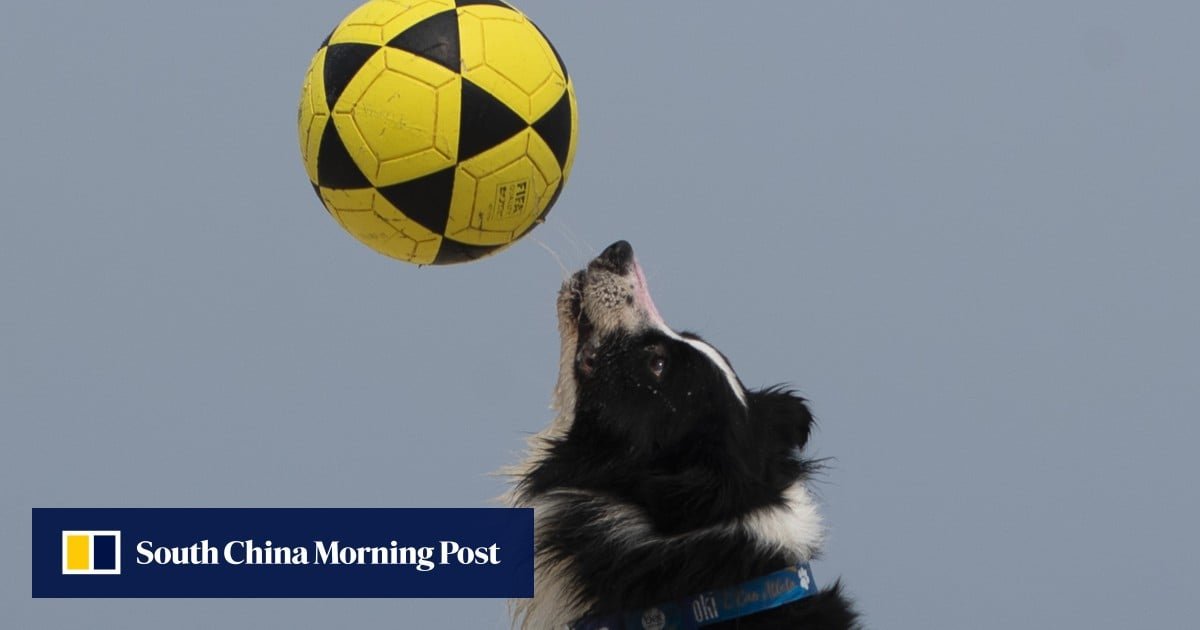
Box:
left=546, top=241, right=815, bottom=492
left=512, top=242, right=833, bottom=627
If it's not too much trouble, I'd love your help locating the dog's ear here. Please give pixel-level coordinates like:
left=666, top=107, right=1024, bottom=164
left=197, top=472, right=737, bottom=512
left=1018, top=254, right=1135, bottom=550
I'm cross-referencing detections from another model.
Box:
left=747, top=387, right=815, bottom=450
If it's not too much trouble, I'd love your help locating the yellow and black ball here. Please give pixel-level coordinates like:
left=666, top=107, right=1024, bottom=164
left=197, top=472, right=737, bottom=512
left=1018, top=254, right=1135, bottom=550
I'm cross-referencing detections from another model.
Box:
left=299, top=0, right=578, bottom=265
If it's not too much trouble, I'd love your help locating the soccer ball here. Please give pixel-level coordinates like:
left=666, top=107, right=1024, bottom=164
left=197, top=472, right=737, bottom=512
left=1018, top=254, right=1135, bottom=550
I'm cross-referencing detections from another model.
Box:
left=298, top=0, right=578, bottom=265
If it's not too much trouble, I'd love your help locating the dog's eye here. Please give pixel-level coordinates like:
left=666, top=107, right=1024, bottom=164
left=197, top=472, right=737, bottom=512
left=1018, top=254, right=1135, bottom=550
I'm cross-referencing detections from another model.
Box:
left=642, top=342, right=668, bottom=380
left=648, top=355, right=667, bottom=380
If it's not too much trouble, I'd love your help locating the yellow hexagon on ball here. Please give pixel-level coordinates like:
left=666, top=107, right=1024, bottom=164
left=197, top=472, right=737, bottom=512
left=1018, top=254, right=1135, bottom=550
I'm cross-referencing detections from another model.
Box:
left=299, top=0, right=578, bottom=265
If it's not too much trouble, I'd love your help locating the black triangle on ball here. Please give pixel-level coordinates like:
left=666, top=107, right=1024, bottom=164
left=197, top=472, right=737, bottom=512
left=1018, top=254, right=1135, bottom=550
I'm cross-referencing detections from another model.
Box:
left=317, top=121, right=371, bottom=189
left=455, top=0, right=513, bottom=8
left=323, top=43, right=380, bottom=110
left=532, top=89, right=573, bottom=170
left=458, top=79, right=529, bottom=162
left=377, top=167, right=457, bottom=235
left=386, top=10, right=461, bottom=72
left=433, top=237, right=505, bottom=265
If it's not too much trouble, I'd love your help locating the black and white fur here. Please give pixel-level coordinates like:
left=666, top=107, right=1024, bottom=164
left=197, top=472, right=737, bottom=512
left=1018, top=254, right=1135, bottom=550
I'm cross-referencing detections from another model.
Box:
left=508, top=241, right=858, bottom=629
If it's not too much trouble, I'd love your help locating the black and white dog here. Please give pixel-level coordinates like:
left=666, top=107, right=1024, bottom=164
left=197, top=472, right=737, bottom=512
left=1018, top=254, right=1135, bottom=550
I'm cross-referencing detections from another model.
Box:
left=509, top=241, right=859, bottom=629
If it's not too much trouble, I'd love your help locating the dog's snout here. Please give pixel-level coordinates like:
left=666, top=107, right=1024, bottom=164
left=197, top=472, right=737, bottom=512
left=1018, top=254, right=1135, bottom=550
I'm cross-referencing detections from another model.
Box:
left=591, top=240, right=634, bottom=273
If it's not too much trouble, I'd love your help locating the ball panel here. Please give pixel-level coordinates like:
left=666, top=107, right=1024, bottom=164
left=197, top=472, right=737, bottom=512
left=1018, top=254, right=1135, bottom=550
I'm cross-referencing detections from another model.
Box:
left=432, top=237, right=508, bottom=265
left=299, top=48, right=330, bottom=184
left=505, top=128, right=562, bottom=236
left=456, top=9, right=487, bottom=73
left=530, top=85, right=573, bottom=171
left=377, top=0, right=459, bottom=45
left=384, top=9, right=461, bottom=72
left=524, top=126, right=565, bottom=190
left=455, top=2, right=522, bottom=22
left=381, top=45, right=460, bottom=88
left=459, top=9, right=565, bottom=122
left=317, top=119, right=372, bottom=189
left=524, top=68, right=568, bottom=128
left=320, top=187, right=442, bottom=264
left=380, top=49, right=461, bottom=179
left=529, top=19, right=569, bottom=81
left=323, top=43, right=382, bottom=111
left=377, top=166, right=456, bottom=235
left=323, top=188, right=398, bottom=248
left=445, top=166, right=477, bottom=236
left=446, top=129, right=554, bottom=245
left=335, top=49, right=462, bottom=186
left=458, top=78, right=527, bottom=162
left=563, top=81, right=579, bottom=179
left=329, top=0, right=454, bottom=47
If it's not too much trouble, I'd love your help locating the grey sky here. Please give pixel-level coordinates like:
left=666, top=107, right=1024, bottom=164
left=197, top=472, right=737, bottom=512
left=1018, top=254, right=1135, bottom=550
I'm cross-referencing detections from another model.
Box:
left=3, top=1, right=1198, bottom=627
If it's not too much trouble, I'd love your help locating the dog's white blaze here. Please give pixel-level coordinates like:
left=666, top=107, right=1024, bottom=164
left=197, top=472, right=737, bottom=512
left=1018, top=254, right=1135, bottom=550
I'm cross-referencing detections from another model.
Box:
left=648, top=322, right=747, bottom=407
left=628, top=260, right=746, bottom=407
left=680, top=336, right=747, bottom=407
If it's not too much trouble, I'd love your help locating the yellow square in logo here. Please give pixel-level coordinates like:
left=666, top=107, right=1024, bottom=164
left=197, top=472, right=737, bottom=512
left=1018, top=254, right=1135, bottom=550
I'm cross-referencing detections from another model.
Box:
left=66, top=535, right=90, bottom=571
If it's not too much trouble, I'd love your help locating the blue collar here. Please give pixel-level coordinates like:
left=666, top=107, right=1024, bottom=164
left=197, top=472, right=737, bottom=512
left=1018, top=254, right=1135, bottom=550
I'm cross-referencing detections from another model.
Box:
left=569, top=563, right=818, bottom=630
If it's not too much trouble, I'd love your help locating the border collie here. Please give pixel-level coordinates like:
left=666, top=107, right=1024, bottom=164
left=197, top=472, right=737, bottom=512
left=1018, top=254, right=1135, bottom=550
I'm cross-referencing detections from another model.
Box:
left=508, top=241, right=859, bottom=629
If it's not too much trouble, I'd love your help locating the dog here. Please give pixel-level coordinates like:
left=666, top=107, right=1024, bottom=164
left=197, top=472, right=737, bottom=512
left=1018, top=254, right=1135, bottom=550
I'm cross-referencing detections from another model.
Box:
left=508, top=241, right=859, bottom=629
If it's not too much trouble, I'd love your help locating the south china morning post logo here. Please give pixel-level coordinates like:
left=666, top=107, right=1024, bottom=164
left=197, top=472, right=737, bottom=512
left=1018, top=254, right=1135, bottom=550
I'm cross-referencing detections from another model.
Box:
left=33, top=508, right=534, bottom=597
left=61, top=531, right=121, bottom=575
left=132, top=538, right=500, bottom=571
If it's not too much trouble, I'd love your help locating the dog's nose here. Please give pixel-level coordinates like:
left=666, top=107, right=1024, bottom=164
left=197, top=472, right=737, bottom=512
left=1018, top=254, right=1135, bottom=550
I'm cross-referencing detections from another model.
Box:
left=592, top=240, right=634, bottom=273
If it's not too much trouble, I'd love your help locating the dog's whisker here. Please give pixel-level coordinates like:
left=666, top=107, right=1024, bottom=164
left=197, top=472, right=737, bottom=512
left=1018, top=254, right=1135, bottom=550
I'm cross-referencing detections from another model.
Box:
left=548, top=220, right=585, bottom=262
left=530, top=235, right=570, bottom=279
left=553, top=218, right=595, bottom=259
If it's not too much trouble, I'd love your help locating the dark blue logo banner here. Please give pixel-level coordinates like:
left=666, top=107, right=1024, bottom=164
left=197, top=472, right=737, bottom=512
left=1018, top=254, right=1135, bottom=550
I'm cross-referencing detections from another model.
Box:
left=33, top=508, right=533, bottom=598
